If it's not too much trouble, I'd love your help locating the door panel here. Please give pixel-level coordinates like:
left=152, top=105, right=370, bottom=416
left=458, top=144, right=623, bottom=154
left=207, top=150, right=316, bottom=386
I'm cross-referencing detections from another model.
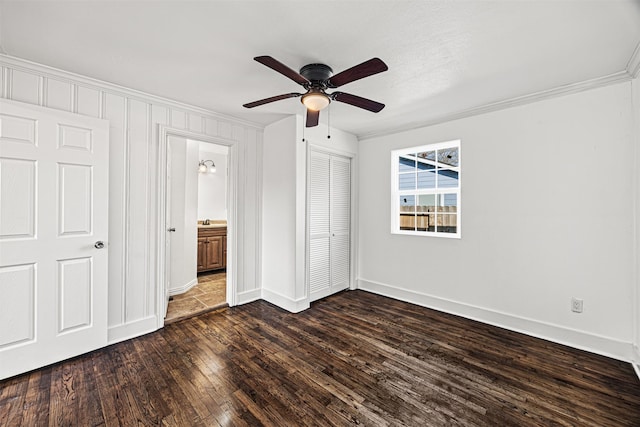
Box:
left=207, top=236, right=224, bottom=270
left=57, top=257, right=92, bottom=333
left=330, top=157, right=351, bottom=293
left=0, top=264, right=35, bottom=348
left=0, top=99, right=109, bottom=380
left=308, top=152, right=331, bottom=299
left=58, top=163, right=93, bottom=235
left=0, top=113, right=36, bottom=145
left=331, top=234, right=350, bottom=290
left=197, top=237, right=207, bottom=271
left=0, top=158, right=36, bottom=238
left=309, top=237, right=330, bottom=295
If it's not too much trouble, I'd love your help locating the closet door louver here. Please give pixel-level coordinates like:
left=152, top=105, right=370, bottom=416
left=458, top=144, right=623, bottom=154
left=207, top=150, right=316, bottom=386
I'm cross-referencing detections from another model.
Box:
left=308, top=150, right=351, bottom=302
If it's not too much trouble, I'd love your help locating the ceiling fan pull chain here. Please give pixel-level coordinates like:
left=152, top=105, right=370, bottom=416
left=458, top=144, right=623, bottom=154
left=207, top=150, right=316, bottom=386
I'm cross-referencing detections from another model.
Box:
left=327, top=104, right=331, bottom=139
left=302, top=111, right=306, bottom=142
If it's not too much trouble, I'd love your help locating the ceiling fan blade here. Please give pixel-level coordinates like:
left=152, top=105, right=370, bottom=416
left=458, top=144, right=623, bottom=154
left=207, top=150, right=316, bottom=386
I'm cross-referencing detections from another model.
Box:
left=327, top=58, right=388, bottom=88
left=254, top=56, right=310, bottom=86
left=243, top=92, right=301, bottom=108
left=332, top=92, right=385, bottom=113
left=306, top=109, right=319, bottom=127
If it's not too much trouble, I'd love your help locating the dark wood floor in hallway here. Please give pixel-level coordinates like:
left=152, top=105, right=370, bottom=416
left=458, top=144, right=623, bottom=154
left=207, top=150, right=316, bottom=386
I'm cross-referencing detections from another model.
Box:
left=1, top=290, right=639, bottom=426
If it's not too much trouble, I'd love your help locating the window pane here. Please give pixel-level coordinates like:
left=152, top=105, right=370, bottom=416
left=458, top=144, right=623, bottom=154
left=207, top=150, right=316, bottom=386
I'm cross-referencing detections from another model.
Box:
left=427, top=214, right=436, bottom=231
left=400, top=195, right=415, bottom=211
left=417, top=159, right=435, bottom=171
left=437, top=147, right=459, bottom=167
left=399, top=173, right=416, bottom=190
left=416, top=151, right=436, bottom=163
left=399, top=213, right=415, bottom=230
left=437, top=194, right=458, bottom=210
left=417, top=171, right=436, bottom=189
left=436, top=214, right=457, bottom=233
left=416, top=213, right=433, bottom=231
left=437, top=169, right=459, bottom=188
left=399, top=156, right=416, bottom=172
left=417, top=194, right=435, bottom=212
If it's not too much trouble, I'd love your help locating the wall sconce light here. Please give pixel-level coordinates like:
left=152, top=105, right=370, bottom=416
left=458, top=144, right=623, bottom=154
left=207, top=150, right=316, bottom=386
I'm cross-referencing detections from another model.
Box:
left=198, top=160, right=216, bottom=174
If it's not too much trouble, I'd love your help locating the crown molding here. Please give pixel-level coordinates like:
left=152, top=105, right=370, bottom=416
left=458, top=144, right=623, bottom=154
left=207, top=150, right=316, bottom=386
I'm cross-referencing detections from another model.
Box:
left=0, top=54, right=264, bottom=130
left=361, top=41, right=640, bottom=140
left=627, top=41, right=640, bottom=79
left=359, top=70, right=632, bottom=141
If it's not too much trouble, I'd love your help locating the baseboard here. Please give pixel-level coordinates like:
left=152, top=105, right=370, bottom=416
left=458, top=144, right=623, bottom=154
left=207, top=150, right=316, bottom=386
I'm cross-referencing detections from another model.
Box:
left=107, top=316, right=159, bottom=345
left=633, top=363, right=640, bottom=381
left=357, top=278, right=634, bottom=363
left=236, top=288, right=262, bottom=305
left=261, top=288, right=310, bottom=313
left=168, top=278, right=198, bottom=296
left=633, top=345, right=640, bottom=380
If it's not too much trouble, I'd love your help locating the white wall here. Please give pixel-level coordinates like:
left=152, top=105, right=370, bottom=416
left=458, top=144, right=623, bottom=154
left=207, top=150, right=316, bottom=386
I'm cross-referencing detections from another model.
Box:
left=197, top=142, right=228, bottom=221
left=262, top=115, right=358, bottom=312
left=358, top=81, right=636, bottom=361
left=0, top=55, right=264, bottom=343
left=167, top=136, right=198, bottom=294
left=262, top=116, right=299, bottom=309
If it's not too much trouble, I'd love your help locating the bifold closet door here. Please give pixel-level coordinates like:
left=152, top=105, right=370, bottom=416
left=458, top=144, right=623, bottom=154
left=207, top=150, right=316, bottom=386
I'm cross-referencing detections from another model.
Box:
left=308, top=150, right=351, bottom=302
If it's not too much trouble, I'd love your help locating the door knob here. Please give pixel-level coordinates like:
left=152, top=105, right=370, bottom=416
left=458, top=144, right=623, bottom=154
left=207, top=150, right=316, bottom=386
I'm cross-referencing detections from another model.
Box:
left=168, top=227, right=176, bottom=232
left=94, top=241, right=105, bottom=249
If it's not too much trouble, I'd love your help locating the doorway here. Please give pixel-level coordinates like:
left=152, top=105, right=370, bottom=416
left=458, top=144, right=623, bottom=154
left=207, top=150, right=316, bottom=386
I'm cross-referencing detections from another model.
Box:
left=159, top=133, right=233, bottom=324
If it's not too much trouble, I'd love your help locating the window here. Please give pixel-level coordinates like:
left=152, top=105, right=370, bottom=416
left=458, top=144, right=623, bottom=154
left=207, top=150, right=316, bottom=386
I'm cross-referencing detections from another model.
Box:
left=391, top=140, right=460, bottom=237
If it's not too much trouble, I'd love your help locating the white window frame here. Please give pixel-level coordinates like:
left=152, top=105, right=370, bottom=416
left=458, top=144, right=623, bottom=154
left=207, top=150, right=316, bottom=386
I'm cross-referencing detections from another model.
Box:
left=391, top=139, right=461, bottom=238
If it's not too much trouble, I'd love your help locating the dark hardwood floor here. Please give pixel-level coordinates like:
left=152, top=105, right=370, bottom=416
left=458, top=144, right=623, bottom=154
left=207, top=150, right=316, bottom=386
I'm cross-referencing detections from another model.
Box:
left=1, top=290, right=639, bottom=426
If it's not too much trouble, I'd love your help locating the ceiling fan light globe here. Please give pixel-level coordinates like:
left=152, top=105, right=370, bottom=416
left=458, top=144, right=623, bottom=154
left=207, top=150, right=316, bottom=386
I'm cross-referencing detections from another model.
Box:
left=301, top=93, right=330, bottom=111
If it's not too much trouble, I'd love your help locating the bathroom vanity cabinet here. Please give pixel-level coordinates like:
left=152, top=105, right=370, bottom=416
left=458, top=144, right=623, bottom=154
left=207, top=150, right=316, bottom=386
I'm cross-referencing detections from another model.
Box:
left=197, top=226, right=227, bottom=272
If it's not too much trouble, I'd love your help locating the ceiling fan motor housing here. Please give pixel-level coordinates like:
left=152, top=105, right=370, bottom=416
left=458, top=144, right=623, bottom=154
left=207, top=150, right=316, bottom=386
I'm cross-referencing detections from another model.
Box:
left=300, top=63, right=333, bottom=86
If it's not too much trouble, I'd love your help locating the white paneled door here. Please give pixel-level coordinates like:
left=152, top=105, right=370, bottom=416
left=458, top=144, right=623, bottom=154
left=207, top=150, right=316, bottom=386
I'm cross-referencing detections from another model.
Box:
left=0, top=99, right=109, bottom=380
left=308, top=149, right=351, bottom=302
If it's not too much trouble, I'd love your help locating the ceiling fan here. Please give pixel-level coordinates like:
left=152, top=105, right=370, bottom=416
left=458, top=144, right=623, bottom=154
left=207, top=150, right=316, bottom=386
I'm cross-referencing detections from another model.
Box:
left=243, top=56, right=388, bottom=127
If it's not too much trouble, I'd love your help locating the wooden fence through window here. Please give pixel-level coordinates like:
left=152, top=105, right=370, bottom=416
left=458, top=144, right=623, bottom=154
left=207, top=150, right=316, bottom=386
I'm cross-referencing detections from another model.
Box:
left=399, top=205, right=457, bottom=232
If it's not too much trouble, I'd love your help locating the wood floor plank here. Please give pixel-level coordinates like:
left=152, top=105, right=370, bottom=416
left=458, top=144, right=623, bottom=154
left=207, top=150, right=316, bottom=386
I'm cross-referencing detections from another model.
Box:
left=0, top=371, right=28, bottom=427
left=1, top=290, right=639, bottom=426
left=21, top=369, right=52, bottom=427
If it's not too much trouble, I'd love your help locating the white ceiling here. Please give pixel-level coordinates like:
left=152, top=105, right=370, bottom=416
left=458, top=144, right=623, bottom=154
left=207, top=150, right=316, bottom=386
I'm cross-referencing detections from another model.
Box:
left=1, top=1, right=639, bottom=138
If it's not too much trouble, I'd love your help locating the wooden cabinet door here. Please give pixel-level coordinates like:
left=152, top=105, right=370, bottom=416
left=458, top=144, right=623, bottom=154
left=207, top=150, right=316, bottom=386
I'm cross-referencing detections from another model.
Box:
left=197, top=237, right=208, bottom=272
left=205, top=236, right=224, bottom=270
left=197, top=227, right=227, bottom=272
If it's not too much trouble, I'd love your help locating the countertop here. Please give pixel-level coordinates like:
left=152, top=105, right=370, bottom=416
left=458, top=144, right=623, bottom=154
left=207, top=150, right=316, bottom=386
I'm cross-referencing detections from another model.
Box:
left=197, top=220, right=227, bottom=229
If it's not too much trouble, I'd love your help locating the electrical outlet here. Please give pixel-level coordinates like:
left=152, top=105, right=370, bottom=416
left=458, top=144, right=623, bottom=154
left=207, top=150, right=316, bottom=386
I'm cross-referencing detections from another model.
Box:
left=571, top=297, right=583, bottom=313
